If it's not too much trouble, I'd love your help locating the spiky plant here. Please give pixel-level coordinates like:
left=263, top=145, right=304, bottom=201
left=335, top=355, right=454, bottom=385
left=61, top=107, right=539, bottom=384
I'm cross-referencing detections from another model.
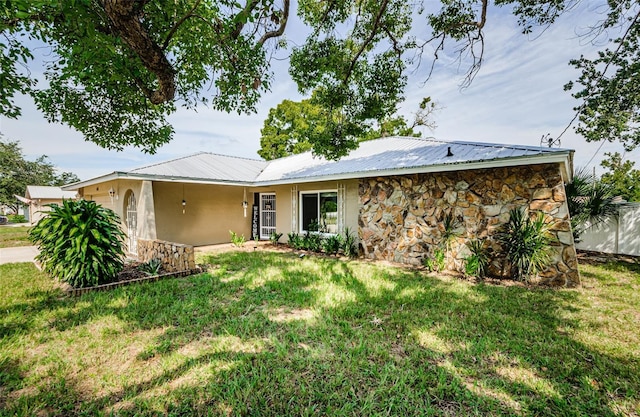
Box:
left=566, top=168, right=618, bottom=242
left=464, top=238, right=490, bottom=278
left=496, top=207, right=556, bottom=282
left=29, top=199, right=126, bottom=288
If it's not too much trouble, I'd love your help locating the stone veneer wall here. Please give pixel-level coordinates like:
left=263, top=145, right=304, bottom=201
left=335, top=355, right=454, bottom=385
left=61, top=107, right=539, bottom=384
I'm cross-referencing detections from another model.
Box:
left=137, top=239, right=196, bottom=273
left=358, top=163, right=580, bottom=287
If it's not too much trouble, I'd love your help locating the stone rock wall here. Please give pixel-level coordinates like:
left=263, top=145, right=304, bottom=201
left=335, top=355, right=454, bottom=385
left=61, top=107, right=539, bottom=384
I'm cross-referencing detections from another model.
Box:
left=358, top=163, right=580, bottom=287
left=137, top=239, right=196, bottom=273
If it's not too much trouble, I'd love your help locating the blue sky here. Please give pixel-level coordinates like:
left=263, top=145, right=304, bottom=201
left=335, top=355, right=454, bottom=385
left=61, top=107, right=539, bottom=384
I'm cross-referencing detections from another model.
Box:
left=0, top=1, right=638, bottom=181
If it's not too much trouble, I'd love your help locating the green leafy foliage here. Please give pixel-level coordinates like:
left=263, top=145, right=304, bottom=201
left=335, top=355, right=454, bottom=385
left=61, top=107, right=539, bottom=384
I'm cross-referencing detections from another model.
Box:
left=464, top=239, right=490, bottom=278
left=566, top=169, right=619, bottom=242
left=287, top=232, right=304, bottom=250
left=321, top=234, right=343, bottom=255
left=341, top=227, right=359, bottom=258
left=258, top=95, right=436, bottom=160
left=4, top=2, right=634, bottom=157
left=28, top=199, right=125, bottom=288
left=138, top=258, right=162, bottom=276
left=7, top=214, right=26, bottom=223
left=599, top=152, right=640, bottom=202
left=229, top=230, right=246, bottom=248
left=269, top=232, right=283, bottom=245
left=0, top=138, right=79, bottom=212
left=495, top=207, right=556, bottom=282
left=423, top=247, right=446, bottom=273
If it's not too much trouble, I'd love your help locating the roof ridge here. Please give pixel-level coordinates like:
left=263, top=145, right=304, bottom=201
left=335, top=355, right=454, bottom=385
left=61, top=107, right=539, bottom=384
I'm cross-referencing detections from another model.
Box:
left=130, top=151, right=266, bottom=173
left=199, top=152, right=266, bottom=163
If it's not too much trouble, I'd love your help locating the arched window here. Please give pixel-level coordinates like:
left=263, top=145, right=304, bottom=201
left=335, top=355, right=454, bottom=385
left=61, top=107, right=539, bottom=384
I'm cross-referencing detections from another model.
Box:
left=124, top=190, right=137, bottom=254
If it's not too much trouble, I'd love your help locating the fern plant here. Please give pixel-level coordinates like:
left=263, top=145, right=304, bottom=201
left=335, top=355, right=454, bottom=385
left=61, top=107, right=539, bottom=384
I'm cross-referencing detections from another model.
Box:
left=496, top=207, right=556, bottom=281
left=29, top=199, right=126, bottom=288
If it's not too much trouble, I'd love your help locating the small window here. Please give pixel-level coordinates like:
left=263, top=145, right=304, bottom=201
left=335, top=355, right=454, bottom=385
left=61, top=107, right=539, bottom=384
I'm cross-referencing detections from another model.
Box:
left=300, top=191, right=338, bottom=234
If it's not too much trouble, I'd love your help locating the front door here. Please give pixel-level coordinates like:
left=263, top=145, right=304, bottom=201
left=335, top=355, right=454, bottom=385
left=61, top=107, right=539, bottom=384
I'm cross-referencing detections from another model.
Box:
left=260, top=193, right=276, bottom=240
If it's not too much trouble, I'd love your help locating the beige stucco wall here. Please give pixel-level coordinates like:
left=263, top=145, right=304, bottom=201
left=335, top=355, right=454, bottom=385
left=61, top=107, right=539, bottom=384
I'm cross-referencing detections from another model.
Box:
left=75, top=178, right=357, bottom=247
left=152, top=182, right=251, bottom=246
left=250, top=179, right=359, bottom=240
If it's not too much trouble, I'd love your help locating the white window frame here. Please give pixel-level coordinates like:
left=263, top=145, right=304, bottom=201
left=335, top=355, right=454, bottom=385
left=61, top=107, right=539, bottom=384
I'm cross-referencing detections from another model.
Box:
left=299, top=190, right=339, bottom=235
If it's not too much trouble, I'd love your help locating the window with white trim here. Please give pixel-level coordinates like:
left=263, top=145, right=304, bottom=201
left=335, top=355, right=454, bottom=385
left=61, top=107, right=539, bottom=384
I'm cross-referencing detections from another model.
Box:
left=300, top=191, right=338, bottom=234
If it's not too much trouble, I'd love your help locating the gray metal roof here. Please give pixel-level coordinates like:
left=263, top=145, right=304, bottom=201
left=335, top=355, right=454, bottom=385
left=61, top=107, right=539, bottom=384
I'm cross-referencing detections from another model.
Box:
left=129, top=152, right=268, bottom=182
left=256, top=137, right=573, bottom=183
left=26, top=186, right=78, bottom=200
left=65, top=137, right=573, bottom=190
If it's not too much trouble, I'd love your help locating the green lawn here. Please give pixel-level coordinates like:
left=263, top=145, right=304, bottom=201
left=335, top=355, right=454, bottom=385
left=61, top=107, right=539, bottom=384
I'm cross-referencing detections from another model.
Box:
left=0, top=226, right=31, bottom=248
left=1, top=252, right=638, bottom=416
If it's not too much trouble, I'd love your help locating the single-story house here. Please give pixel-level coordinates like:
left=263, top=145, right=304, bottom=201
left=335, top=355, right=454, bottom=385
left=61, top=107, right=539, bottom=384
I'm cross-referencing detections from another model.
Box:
left=15, top=185, right=78, bottom=225
left=64, top=136, right=580, bottom=286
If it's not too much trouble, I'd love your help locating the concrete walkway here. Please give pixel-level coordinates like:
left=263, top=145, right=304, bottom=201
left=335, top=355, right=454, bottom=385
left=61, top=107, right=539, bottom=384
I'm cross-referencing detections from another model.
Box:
left=0, top=246, right=39, bottom=265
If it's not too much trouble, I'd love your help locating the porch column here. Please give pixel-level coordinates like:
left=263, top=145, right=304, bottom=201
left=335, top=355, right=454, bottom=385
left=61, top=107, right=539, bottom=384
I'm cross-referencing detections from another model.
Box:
left=137, top=180, right=157, bottom=240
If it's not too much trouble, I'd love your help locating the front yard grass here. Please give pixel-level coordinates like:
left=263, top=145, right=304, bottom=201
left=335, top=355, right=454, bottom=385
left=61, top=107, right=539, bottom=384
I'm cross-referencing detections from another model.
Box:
left=0, top=253, right=638, bottom=416
left=0, top=226, right=30, bottom=248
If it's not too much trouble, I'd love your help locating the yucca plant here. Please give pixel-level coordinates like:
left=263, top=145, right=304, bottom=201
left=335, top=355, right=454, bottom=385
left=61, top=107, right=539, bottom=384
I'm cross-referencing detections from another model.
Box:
left=495, top=207, right=556, bottom=282
left=29, top=199, right=126, bottom=288
left=464, top=238, right=490, bottom=278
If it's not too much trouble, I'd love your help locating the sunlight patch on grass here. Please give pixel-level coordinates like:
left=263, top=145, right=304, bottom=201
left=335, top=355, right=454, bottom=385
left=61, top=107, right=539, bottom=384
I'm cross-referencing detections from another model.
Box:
left=397, top=286, right=428, bottom=300
left=495, top=365, right=560, bottom=397
left=353, top=269, right=397, bottom=297
left=463, top=380, right=523, bottom=415
left=412, top=327, right=459, bottom=355
left=266, top=307, right=317, bottom=323
left=176, top=335, right=269, bottom=357
left=308, top=281, right=357, bottom=308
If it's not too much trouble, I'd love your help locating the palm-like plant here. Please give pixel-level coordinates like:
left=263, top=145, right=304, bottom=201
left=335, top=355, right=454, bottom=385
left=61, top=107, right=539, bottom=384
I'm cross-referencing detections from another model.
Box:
left=566, top=168, right=618, bottom=242
left=496, top=207, right=556, bottom=282
left=29, top=199, right=126, bottom=288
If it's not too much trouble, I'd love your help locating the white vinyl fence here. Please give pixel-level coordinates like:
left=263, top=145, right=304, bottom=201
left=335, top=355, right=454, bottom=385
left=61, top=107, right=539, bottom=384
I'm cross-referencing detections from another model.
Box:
left=576, top=203, right=640, bottom=256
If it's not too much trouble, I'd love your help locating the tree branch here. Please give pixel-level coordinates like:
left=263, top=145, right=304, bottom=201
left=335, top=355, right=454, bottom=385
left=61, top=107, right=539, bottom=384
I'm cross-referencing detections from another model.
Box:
left=258, top=0, right=290, bottom=45
left=100, top=0, right=176, bottom=104
left=162, top=0, right=202, bottom=51
left=344, top=0, right=390, bottom=83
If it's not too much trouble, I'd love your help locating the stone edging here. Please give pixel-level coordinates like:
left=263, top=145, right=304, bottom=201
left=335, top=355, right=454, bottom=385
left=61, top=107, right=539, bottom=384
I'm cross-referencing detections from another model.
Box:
left=64, top=268, right=202, bottom=297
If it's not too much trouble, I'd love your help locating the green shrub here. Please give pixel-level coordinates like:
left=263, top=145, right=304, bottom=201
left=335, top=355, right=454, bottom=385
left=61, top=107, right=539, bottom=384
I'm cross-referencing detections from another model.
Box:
left=229, top=230, right=246, bottom=247
left=440, top=211, right=462, bottom=251
left=29, top=199, right=126, bottom=288
left=496, top=207, right=556, bottom=281
left=302, top=232, right=323, bottom=252
left=322, top=234, right=343, bottom=254
left=269, top=232, right=283, bottom=245
left=139, top=258, right=162, bottom=276
left=342, top=227, right=359, bottom=257
left=464, top=238, right=490, bottom=278
left=8, top=214, right=26, bottom=223
left=287, top=232, right=304, bottom=249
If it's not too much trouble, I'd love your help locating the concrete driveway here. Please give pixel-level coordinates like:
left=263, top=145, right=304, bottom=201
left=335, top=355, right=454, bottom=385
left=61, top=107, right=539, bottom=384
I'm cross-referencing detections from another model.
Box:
left=0, top=246, right=39, bottom=264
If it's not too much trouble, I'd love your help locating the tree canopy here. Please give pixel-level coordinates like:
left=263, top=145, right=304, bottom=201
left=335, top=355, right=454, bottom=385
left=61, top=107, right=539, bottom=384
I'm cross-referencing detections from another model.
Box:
left=599, top=152, right=640, bottom=202
left=1, top=1, right=638, bottom=157
left=0, top=138, right=79, bottom=212
left=258, top=96, right=437, bottom=160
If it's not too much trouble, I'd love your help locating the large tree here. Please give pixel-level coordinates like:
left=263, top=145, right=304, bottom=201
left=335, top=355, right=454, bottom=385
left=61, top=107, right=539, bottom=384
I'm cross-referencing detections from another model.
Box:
left=1, top=1, right=638, bottom=157
left=0, top=138, right=79, bottom=212
left=258, top=96, right=437, bottom=160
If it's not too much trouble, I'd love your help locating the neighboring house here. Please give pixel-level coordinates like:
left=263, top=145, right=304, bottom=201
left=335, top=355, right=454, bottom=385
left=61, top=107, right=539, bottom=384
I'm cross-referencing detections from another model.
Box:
left=15, top=186, right=78, bottom=225
left=63, top=136, right=580, bottom=286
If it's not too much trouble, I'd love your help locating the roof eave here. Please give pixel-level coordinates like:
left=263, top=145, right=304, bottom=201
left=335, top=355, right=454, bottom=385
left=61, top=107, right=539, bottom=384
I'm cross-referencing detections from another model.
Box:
left=255, top=152, right=573, bottom=186
left=63, top=172, right=256, bottom=190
